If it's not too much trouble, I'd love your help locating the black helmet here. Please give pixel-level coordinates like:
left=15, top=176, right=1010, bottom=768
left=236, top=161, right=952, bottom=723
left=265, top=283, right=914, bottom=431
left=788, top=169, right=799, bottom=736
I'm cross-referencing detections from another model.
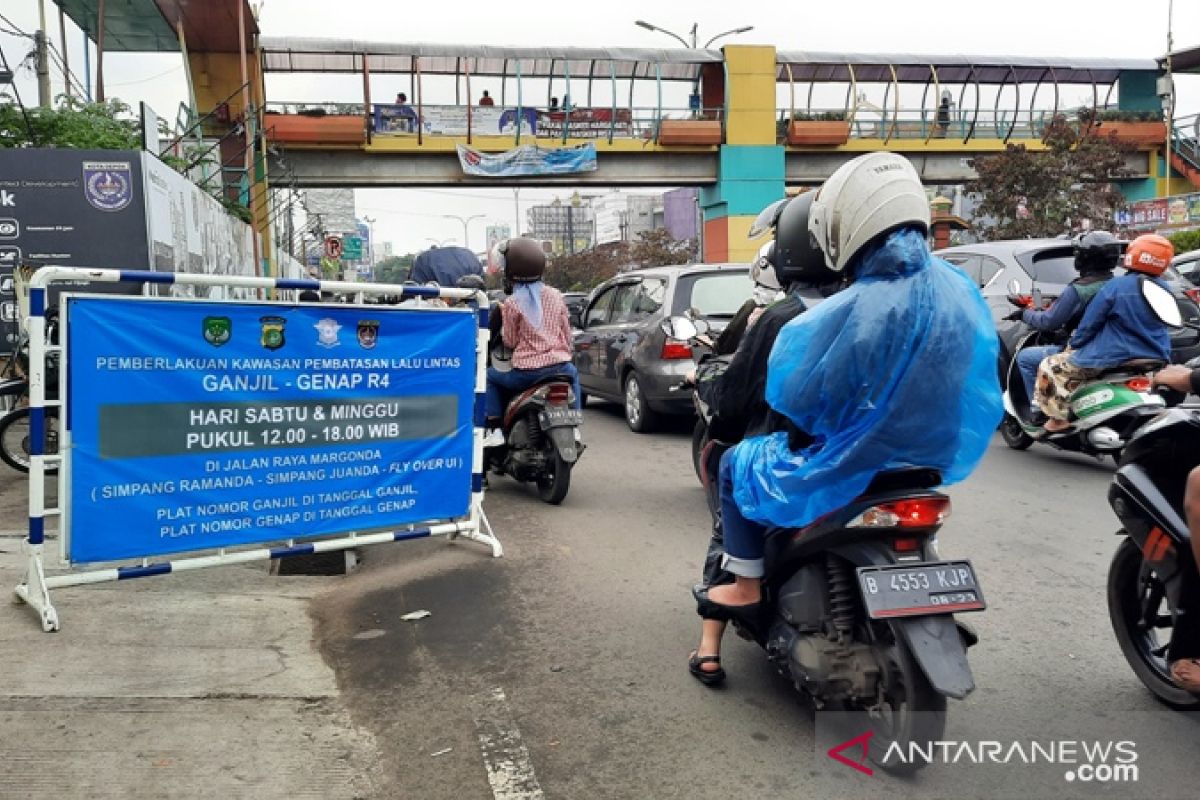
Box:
left=492, top=237, right=546, bottom=284
left=772, top=192, right=840, bottom=286
left=1073, top=230, right=1121, bottom=275
left=456, top=274, right=486, bottom=291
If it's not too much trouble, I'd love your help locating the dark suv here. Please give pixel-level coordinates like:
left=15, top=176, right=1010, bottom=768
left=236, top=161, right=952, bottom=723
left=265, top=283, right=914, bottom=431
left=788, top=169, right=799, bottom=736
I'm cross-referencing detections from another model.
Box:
left=572, top=264, right=752, bottom=432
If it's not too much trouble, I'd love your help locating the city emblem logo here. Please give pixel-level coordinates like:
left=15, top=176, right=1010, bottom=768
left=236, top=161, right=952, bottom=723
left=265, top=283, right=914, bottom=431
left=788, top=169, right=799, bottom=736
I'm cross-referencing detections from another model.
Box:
left=260, top=315, right=287, bottom=350
left=202, top=316, right=232, bottom=347
left=81, top=161, right=133, bottom=212
left=357, top=320, right=379, bottom=350
left=314, top=317, right=341, bottom=348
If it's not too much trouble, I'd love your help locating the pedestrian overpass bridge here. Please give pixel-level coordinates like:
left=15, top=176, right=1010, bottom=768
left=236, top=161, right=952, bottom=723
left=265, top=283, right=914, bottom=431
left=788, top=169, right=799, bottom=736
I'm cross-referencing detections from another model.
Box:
left=52, top=0, right=1195, bottom=265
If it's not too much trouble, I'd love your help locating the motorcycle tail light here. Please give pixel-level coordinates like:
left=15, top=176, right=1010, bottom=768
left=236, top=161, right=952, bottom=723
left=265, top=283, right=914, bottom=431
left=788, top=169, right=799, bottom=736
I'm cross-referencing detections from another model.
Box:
left=892, top=536, right=923, bottom=552
left=546, top=384, right=570, bottom=405
left=661, top=341, right=692, bottom=360
left=1125, top=376, right=1152, bottom=392
left=850, top=497, right=951, bottom=529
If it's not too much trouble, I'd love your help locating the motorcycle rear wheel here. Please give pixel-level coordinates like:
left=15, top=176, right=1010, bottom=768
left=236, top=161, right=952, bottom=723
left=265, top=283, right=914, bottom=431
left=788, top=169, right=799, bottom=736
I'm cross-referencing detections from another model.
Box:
left=1000, top=414, right=1034, bottom=450
left=536, top=445, right=571, bottom=505
left=855, top=637, right=948, bottom=775
left=0, top=407, right=60, bottom=475
left=1108, top=537, right=1200, bottom=710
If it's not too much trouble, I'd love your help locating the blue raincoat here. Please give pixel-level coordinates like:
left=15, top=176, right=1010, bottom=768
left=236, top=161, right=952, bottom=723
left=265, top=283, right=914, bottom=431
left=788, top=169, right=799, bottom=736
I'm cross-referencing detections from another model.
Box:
left=728, top=228, right=1003, bottom=528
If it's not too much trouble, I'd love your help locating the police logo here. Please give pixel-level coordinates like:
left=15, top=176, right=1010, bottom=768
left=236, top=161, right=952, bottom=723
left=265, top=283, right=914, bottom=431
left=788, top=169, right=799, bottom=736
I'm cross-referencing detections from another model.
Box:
left=203, top=316, right=232, bottom=347
left=260, top=315, right=286, bottom=350
left=82, top=161, right=133, bottom=212
left=357, top=320, right=379, bottom=350
left=314, top=317, right=341, bottom=348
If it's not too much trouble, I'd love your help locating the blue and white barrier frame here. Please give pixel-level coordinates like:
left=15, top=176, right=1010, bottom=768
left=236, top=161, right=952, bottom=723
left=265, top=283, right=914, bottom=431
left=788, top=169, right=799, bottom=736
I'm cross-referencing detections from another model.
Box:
left=14, top=267, right=500, bottom=633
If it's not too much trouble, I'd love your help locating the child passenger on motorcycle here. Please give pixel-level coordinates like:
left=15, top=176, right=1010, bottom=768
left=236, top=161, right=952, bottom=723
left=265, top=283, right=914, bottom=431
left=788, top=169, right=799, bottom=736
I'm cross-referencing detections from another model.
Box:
left=1034, top=235, right=1174, bottom=433
left=689, top=153, right=1002, bottom=684
left=1005, top=231, right=1118, bottom=419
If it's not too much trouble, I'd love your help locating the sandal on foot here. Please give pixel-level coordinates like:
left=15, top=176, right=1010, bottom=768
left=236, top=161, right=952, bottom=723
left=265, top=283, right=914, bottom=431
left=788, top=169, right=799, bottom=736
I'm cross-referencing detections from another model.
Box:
left=1170, top=658, right=1200, bottom=693
left=688, top=651, right=726, bottom=687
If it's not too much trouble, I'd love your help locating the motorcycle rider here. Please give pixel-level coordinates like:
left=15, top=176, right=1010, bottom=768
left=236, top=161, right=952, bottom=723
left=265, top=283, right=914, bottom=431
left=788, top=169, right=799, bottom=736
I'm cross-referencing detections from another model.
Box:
left=690, top=152, right=1002, bottom=680
left=1149, top=362, right=1200, bottom=692
left=1035, top=234, right=1173, bottom=432
left=688, top=193, right=841, bottom=684
left=1004, top=230, right=1119, bottom=420
left=483, top=238, right=580, bottom=447
left=710, top=242, right=785, bottom=357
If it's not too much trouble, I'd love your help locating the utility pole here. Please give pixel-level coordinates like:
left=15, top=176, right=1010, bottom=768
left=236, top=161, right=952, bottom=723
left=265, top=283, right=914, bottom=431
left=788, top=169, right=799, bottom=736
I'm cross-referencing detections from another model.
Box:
left=35, top=1, right=51, bottom=107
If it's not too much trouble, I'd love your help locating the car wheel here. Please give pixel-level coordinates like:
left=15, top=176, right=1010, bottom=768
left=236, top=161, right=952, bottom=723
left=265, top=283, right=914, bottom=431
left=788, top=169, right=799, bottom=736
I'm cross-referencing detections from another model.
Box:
left=624, top=373, right=658, bottom=433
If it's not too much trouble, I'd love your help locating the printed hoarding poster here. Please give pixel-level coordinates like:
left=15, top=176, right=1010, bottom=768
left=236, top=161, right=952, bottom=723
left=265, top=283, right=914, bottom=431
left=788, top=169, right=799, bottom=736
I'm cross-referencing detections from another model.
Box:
left=66, top=296, right=478, bottom=563
left=375, top=105, right=536, bottom=136
left=1169, top=197, right=1190, bottom=226
left=535, top=108, right=634, bottom=138
left=457, top=144, right=598, bottom=177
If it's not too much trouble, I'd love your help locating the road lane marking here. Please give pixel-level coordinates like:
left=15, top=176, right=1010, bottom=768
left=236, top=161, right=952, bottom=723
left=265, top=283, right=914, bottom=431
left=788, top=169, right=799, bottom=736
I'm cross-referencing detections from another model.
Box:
left=471, top=687, right=545, bottom=800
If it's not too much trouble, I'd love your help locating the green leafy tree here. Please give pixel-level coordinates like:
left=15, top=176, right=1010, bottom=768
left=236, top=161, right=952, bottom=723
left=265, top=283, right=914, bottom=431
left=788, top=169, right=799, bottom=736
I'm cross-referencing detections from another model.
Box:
left=374, top=254, right=415, bottom=284
left=0, top=95, right=141, bottom=150
left=546, top=242, right=630, bottom=291
left=1168, top=230, right=1200, bottom=255
left=629, top=228, right=698, bottom=267
left=966, top=114, right=1134, bottom=239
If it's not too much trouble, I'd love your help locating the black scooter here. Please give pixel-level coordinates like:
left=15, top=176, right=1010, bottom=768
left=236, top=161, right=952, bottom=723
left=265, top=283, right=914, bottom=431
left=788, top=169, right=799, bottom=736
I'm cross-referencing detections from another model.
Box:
left=684, top=312, right=983, bottom=773
left=1104, top=279, right=1200, bottom=708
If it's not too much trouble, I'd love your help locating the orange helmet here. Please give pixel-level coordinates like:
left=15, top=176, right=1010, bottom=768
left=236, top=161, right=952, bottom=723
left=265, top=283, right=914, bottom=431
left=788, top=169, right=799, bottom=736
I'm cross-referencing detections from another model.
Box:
left=1123, top=234, right=1173, bottom=277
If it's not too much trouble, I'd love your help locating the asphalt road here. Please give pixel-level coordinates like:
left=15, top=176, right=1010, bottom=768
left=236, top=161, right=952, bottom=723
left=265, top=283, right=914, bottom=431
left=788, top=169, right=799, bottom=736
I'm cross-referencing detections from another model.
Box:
left=311, top=404, right=1200, bottom=800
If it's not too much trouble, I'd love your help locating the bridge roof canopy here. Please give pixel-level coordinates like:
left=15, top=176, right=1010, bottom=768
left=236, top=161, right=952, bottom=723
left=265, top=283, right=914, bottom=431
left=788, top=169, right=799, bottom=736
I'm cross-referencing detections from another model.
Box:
left=776, top=51, right=1158, bottom=84
left=53, top=0, right=257, bottom=52
left=1168, top=44, right=1200, bottom=73
left=259, top=37, right=721, bottom=81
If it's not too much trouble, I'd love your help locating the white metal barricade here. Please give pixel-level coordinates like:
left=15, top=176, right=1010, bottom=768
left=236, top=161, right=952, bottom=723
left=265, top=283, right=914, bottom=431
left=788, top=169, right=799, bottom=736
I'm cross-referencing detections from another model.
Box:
left=14, top=267, right=500, bottom=632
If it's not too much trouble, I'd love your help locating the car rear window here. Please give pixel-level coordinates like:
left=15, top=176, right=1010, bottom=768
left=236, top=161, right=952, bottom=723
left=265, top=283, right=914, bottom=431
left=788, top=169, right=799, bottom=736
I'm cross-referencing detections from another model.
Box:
left=1014, top=247, right=1078, bottom=284
left=676, top=272, right=752, bottom=318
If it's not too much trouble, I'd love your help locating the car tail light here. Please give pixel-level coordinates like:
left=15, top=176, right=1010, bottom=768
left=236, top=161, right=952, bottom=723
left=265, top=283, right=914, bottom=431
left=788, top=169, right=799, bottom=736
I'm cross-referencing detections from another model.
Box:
left=850, top=497, right=951, bottom=529
left=546, top=384, right=570, bottom=405
left=1126, top=376, right=1152, bottom=392
left=661, top=340, right=692, bottom=360
left=1184, top=287, right=1200, bottom=306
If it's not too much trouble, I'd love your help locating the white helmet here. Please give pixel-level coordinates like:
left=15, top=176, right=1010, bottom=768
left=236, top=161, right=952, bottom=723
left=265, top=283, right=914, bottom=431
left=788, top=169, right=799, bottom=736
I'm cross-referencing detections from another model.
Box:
left=808, top=152, right=930, bottom=273
left=749, top=241, right=782, bottom=292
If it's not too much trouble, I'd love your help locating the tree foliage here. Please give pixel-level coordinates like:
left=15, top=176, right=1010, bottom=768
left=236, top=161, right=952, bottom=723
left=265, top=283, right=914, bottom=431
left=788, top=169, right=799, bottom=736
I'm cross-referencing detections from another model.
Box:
left=546, top=242, right=629, bottom=291
left=0, top=95, right=141, bottom=150
left=629, top=228, right=698, bottom=267
left=965, top=114, right=1134, bottom=240
left=374, top=254, right=415, bottom=284
left=1168, top=229, right=1200, bottom=256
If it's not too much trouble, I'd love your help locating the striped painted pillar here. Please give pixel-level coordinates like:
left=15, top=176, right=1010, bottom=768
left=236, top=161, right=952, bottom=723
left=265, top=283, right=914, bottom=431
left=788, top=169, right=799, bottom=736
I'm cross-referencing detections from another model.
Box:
left=701, top=45, right=785, bottom=263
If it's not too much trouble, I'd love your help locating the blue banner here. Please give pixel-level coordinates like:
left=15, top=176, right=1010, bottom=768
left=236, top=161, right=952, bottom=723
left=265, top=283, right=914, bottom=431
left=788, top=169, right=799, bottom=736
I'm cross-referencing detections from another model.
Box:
left=456, top=144, right=597, bottom=177
left=66, top=297, right=477, bottom=563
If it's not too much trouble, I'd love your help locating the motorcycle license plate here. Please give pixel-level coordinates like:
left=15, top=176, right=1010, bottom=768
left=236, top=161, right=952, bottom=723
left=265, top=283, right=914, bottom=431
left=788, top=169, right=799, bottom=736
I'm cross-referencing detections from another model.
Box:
left=538, top=407, right=583, bottom=429
left=856, top=561, right=986, bottom=619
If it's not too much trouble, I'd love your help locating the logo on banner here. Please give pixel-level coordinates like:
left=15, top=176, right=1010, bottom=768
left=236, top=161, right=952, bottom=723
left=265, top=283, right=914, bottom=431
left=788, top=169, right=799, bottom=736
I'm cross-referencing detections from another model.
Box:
left=314, top=317, right=342, bottom=348
left=0, top=218, right=17, bottom=239
left=260, top=316, right=287, bottom=350
left=202, top=316, right=232, bottom=347
left=357, top=320, right=380, bottom=350
left=82, top=161, right=134, bottom=212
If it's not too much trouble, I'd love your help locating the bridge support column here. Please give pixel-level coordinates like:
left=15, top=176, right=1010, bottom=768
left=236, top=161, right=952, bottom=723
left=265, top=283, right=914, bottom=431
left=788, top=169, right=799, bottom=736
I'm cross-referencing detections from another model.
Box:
left=699, top=45, right=784, bottom=263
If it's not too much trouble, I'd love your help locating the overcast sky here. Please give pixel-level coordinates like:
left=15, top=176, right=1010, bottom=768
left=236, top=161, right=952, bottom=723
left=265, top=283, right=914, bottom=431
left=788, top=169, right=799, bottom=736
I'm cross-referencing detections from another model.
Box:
left=3, top=0, right=1199, bottom=255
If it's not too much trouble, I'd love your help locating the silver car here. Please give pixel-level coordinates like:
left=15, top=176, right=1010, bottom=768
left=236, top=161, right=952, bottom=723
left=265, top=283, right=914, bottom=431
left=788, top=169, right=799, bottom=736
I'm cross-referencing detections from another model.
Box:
left=572, top=263, right=752, bottom=432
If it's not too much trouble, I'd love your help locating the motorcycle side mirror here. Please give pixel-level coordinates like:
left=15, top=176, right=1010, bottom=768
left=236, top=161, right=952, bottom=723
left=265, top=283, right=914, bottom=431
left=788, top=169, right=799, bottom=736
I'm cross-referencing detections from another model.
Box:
left=661, top=316, right=698, bottom=341
left=1141, top=279, right=1183, bottom=327
left=692, top=318, right=711, bottom=336
left=1006, top=278, right=1021, bottom=296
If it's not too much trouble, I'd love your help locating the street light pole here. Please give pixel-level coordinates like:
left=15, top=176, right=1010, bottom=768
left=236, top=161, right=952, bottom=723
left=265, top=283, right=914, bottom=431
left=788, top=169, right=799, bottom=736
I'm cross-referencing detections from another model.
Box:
left=635, top=20, right=753, bottom=49
left=443, top=214, right=485, bottom=251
